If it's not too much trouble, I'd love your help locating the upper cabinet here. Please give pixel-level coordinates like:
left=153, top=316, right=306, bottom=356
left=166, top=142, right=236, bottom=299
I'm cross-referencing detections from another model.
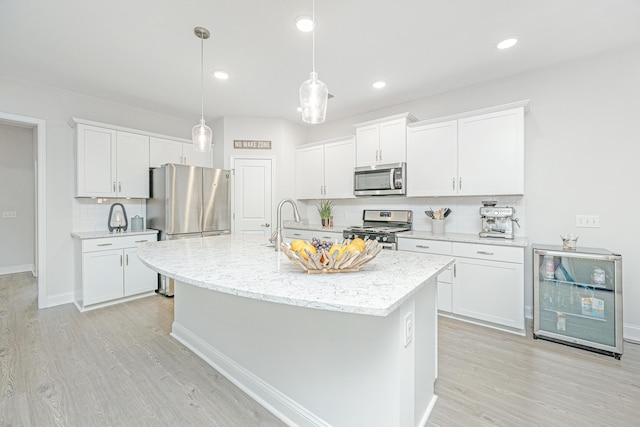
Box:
left=75, top=123, right=149, bottom=198
left=296, top=136, right=355, bottom=200
left=353, top=113, right=417, bottom=167
left=149, top=137, right=213, bottom=168
left=407, top=101, right=528, bottom=197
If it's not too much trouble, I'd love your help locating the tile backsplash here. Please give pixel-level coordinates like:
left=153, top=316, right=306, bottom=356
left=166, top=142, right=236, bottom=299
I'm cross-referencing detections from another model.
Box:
left=72, top=198, right=146, bottom=232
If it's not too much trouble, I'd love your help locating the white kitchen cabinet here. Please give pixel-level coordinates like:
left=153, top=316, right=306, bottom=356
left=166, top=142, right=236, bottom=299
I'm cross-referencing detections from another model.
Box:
left=283, top=228, right=344, bottom=243
left=407, top=102, right=527, bottom=197
left=354, top=113, right=416, bottom=167
left=407, top=120, right=458, bottom=197
left=397, top=237, right=525, bottom=333
left=295, top=136, right=355, bottom=200
left=149, top=136, right=213, bottom=168
left=73, top=232, right=158, bottom=311
left=75, top=123, right=149, bottom=198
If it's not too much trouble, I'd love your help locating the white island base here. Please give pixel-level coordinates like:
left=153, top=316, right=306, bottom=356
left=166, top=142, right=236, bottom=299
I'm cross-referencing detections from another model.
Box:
left=171, top=279, right=438, bottom=427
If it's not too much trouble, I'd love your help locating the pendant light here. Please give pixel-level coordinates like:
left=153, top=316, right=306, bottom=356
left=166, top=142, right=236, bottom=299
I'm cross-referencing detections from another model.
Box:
left=299, top=0, right=328, bottom=124
left=192, top=26, right=212, bottom=152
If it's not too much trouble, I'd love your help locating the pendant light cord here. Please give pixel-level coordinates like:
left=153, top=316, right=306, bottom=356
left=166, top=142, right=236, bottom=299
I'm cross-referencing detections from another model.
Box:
left=312, top=0, right=316, bottom=74
left=200, top=33, right=205, bottom=121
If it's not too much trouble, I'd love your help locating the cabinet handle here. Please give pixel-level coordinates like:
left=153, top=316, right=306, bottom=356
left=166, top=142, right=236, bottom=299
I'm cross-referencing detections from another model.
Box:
left=120, top=255, right=123, bottom=266
left=379, top=149, right=382, bottom=161
left=97, top=243, right=112, bottom=247
left=134, top=239, right=148, bottom=243
left=126, top=254, right=129, bottom=265
left=477, top=251, right=494, bottom=256
left=293, top=233, right=302, bottom=236
left=322, top=236, right=333, bottom=239
left=375, top=150, right=379, bottom=162
left=459, top=177, right=462, bottom=190
left=452, top=178, right=455, bottom=190
left=454, top=264, right=457, bottom=277
left=416, top=244, right=430, bottom=249
left=112, top=182, right=116, bottom=192
left=118, top=182, right=122, bottom=192
left=324, top=185, right=327, bottom=195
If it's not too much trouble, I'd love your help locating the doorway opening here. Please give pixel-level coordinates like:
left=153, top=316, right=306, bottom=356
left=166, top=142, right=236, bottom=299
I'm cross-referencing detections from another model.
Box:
left=0, top=112, right=47, bottom=308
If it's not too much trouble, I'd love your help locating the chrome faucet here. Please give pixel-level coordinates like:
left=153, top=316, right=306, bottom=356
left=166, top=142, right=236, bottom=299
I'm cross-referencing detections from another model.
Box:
left=270, top=198, right=301, bottom=251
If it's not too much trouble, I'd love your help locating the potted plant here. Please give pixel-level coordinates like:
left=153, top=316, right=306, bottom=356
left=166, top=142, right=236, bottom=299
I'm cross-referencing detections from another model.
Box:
left=317, top=199, right=334, bottom=228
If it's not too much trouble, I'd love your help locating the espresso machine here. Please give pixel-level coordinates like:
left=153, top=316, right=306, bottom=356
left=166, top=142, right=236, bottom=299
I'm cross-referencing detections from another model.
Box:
left=479, top=201, right=520, bottom=239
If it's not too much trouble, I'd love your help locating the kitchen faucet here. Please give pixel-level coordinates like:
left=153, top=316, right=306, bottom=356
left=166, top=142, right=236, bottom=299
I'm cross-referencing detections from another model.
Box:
left=270, top=198, right=301, bottom=251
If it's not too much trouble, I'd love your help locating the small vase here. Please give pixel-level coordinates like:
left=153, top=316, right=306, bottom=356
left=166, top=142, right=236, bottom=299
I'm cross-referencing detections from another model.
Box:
left=321, top=217, right=330, bottom=228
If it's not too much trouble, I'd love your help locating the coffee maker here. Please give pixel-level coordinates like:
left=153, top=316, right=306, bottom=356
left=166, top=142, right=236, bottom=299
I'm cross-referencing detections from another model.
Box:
left=479, top=201, right=520, bottom=239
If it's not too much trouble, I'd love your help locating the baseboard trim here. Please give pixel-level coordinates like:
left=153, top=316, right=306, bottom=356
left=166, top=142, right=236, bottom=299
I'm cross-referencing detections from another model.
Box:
left=623, top=323, right=640, bottom=344
left=418, top=395, right=438, bottom=427
left=46, top=292, right=74, bottom=307
left=171, top=321, right=331, bottom=427
left=0, top=264, right=34, bottom=276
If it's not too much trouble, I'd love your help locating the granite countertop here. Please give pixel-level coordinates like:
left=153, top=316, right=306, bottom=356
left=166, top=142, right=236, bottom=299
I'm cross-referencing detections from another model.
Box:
left=71, top=229, right=159, bottom=240
left=397, top=231, right=528, bottom=248
left=137, top=234, right=454, bottom=317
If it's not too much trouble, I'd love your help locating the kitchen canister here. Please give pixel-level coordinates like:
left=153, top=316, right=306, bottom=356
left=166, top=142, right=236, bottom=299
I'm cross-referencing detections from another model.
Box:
left=431, top=219, right=445, bottom=235
left=131, top=215, right=144, bottom=231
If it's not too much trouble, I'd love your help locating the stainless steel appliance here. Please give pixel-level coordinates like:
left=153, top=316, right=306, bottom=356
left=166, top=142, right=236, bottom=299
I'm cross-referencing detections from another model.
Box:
left=354, top=162, right=406, bottom=196
left=533, top=245, right=623, bottom=359
left=147, top=163, right=231, bottom=295
left=479, top=202, right=519, bottom=239
left=343, top=209, right=412, bottom=250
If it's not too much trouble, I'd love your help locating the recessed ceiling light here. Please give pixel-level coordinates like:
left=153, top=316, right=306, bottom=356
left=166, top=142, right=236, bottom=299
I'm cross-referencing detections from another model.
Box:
left=211, top=69, right=229, bottom=80
left=372, top=81, right=386, bottom=89
left=497, top=38, right=518, bottom=50
left=295, top=16, right=314, bottom=32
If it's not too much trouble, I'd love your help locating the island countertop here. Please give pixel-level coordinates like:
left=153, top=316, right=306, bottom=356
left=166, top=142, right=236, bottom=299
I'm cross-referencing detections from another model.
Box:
left=137, top=234, right=454, bottom=317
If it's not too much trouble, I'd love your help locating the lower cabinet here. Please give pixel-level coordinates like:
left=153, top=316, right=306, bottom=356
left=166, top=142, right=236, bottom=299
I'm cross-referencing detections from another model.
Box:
left=398, top=237, right=525, bottom=334
left=74, top=233, right=158, bottom=311
left=283, top=228, right=344, bottom=243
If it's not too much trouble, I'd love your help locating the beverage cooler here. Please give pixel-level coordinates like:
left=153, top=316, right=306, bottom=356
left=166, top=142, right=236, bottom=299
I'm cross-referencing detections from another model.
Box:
left=533, top=245, right=623, bottom=359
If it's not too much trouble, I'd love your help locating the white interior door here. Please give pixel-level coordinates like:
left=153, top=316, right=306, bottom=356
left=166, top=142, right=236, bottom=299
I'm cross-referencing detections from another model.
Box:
left=233, top=158, right=273, bottom=237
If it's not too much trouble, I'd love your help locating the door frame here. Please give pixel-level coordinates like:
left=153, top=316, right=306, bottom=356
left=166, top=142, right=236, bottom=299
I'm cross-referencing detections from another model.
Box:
left=0, top=111, right=47, bottom=308
left=229, top=155, right=276, bottom=235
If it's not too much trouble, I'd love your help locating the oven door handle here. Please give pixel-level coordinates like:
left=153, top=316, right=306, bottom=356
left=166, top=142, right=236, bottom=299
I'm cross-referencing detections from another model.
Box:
left=390, top=169, right=395, bottom=191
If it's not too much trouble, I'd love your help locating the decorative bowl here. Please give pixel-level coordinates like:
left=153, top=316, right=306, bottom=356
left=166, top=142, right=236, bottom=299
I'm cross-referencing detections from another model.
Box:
left=280, top=239, right=382, bottom=274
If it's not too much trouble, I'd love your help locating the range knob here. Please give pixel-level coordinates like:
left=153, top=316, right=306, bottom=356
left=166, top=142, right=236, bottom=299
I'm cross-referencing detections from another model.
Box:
left=376, top=236, right=383, bottom=241
left=382, top=236, right=388, bottom=242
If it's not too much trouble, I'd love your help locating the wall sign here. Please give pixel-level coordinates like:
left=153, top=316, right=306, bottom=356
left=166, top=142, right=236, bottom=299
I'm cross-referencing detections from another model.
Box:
left=233, top=139, right=272, bottom=150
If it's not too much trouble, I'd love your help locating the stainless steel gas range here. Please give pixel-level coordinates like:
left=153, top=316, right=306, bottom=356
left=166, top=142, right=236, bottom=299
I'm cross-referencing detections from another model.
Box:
left=343, top=210, right=413, bottom=250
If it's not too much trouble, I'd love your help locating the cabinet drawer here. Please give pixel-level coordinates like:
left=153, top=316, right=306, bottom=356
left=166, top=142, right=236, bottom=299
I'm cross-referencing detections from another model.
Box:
left=452, top=242, right=523, bottom=264
left=397, top=238, right=452, bottom=255
left=82, top=235, right=156, bottom=252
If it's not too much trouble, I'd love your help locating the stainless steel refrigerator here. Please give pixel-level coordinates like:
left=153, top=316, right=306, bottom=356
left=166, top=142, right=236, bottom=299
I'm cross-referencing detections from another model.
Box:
left=147, top=163, right=231, bottom=295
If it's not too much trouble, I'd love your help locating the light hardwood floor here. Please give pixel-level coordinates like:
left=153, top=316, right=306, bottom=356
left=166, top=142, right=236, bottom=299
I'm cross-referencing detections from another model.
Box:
left=1, top=272, right=639, bottom=426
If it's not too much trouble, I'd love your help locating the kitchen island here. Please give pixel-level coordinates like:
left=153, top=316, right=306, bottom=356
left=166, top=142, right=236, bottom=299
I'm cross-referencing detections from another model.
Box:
left=138, top=235, right=454, bottom=427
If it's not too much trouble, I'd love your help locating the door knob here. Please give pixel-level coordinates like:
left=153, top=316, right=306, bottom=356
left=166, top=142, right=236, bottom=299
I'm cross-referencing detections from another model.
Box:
left=261, top=223, right=270, bottom=227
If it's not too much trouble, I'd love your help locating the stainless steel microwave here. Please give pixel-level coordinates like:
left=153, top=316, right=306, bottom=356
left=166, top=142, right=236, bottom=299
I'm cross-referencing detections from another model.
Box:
left=354, top=162, right=406, bottom=196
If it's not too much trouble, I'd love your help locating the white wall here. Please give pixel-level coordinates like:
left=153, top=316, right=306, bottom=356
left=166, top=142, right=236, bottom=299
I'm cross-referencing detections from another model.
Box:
left=0, top=122, right=35, bottom=274
left=306, top=43, right=640, bottom=340
left=0, top=74, right=194, bottom=305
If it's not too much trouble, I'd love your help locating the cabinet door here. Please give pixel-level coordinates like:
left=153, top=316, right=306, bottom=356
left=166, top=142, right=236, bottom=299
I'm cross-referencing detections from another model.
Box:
left=116, top=131, right=149, bottom=198
left=453, top=257, right=524, bottom=329
left=76, top=125, right=117, bottom=197
left=183, top=142, right=213, bottom=168
left=407, top=120, right=458, bottom=197
left=324, top=138, right=355, bottom=199
left=457, top=107, right=524, bottom=195
left=295, top=145, right=324, bottom=199
left=123, top=247, right=157, bottom=296
left=83, top=249, right=124, bottom=305
left=438, top=281, right=452, bottom=312
left=378, top=118, right=407, bottom=164
left=149, top=137, right=183, bottom=167
left=355, top=124, right=380, bottom=167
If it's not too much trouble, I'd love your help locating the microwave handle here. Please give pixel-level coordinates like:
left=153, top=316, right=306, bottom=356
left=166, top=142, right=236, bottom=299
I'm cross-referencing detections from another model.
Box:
left=390, top=169, right=395, bottom=190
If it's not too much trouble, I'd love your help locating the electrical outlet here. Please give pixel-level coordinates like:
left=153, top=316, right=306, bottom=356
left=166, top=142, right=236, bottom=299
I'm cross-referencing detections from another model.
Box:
left=576, top=215, right=600, bottom=228
left=2, top=211, right=16, bottom=218
left=404, top=312, right=413, bottom=347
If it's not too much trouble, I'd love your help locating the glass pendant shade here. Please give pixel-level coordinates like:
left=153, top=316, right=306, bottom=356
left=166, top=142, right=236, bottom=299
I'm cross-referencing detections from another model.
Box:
left=299, top=71, right=328, bottom=124
left=192, top=118, right=212, bottom=152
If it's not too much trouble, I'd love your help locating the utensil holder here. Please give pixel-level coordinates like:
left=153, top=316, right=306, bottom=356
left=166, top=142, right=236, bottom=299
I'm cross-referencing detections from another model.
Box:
left=432, top=219, right=445, bottom=235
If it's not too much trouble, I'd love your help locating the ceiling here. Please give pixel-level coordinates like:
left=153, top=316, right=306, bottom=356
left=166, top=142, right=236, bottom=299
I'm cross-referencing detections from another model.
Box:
left=2, top=0, right=640, bottom=125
